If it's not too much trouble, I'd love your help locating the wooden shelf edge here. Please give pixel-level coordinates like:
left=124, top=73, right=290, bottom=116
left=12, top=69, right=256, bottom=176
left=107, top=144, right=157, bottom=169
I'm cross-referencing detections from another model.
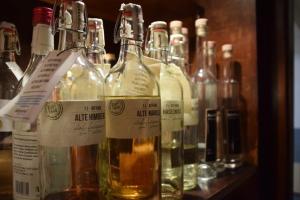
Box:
left=183, top=165, right=257, bottom=200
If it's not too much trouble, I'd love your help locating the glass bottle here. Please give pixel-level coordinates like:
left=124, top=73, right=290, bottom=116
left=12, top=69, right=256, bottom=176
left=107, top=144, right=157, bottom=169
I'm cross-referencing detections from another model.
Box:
left=169, top=20, right=198, bottom=190
left=86, top=18, right=110, bottom=78
left=207, top=41, right=226, bottom=174
left=181, top=27, right=190, bottom=75
left=12, top=7, right=54, bottom=200
left=147, top=21, right=184, bottom=199
left=193, top=18, right=218, bottom=181
left=219, top=44, right=243, bottom=169
left=105, top=3, right=161, bottom=199
left=39, top=1, right=105, bottom=200
left=0, top=21, right=21, bottom=199
left=85, top=17, right=109, bottom=195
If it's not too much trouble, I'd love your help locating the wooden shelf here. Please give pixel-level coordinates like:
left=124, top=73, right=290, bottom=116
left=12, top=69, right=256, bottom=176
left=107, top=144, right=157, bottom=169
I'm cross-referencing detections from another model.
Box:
left=183, top=165, right=257, bottom=200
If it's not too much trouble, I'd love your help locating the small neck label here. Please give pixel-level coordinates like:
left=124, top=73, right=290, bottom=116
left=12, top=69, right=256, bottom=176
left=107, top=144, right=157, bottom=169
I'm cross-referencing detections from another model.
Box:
left=31, top=24, right=54, bottom=55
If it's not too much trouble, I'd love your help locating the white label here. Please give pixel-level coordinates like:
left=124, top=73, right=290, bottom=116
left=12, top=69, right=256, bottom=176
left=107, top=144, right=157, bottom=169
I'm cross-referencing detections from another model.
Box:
left=0, top=99, right=12, bottom=132
left=13, top=131, right=39, bottom=200
left=106, top=98, right=161, bottom=138
left=184, top=98, right=199, bottom=126
left=0, top=50, right=80, bottom=123
left=39, top=101, right=105, bottom=147
left=161, top=100, right=183, bottom=133
left=6, top=62, right=23, bottom=81
left=31, top=24, right=54, bottom=55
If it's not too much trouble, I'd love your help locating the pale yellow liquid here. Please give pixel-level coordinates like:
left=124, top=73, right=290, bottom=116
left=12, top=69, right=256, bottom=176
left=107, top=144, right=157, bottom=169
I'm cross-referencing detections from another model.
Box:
left=106, top=97, right=161, bottom=199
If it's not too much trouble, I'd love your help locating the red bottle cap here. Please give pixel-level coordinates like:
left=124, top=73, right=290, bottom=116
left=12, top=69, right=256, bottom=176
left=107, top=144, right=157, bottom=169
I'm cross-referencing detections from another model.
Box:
left=32, top=7, right=53, bottom=26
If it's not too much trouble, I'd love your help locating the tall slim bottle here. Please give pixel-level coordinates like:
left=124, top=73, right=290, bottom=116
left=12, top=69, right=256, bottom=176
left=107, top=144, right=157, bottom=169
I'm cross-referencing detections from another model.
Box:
left=206, top=41, right=225, bottom=173
left=147, top=21, right=184, bottom=199
left=193, top=18, right=218, bottom=181
left=169, top=20, right=198, bottom=190
left=0, top=21, right=21, bottom=199
left=219, top=44, right=243, bottom=169
left=12, top=7, right=54, bottom=200
left=181, top=27, right=190, bottom=75
left=39, top=1, right=105, bottom=199
left=105, top=3, right=161, bottom=199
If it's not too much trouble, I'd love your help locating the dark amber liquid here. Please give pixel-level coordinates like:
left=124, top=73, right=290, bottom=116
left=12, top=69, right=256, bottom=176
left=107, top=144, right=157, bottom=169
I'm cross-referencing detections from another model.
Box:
left=0, top=132, right=12, bottom=199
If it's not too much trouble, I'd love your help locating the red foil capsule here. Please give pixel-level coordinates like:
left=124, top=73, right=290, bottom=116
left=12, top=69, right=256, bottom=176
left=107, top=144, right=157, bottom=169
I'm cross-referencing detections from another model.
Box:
left=32, top=7, right=53, bottom=26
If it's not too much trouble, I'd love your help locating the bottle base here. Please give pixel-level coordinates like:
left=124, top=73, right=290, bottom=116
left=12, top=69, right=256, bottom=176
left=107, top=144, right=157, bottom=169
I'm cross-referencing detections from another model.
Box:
left=197, top=164, right=217, bottom=182
left=183, top=164, right=197, bottom=191
left=225, top=161, right=243, bottom=169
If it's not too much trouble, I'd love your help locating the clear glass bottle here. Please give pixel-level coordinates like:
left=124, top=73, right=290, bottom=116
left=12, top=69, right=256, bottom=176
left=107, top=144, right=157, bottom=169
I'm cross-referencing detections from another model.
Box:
left=147, top=21, right=184, bottom=199
left=39, top=1, right=105, bottom=200
left=181, top=27, right=190, bottom=75
left=86, top=17, right=109, bottom=195
left=193, top=18, right=218, bottom=181
left=169, top=20, right=198, bottom=190
left=207, top=41, right=226, bottom=174
left=12, top=7, right=54, bottom=200
left=105, top=3, right=161, bottom=199
left=0, top=21, right=21, bottom=199
left=219, top=44, right=243, bottom=169
left=86, top=18, right=110, bottom=78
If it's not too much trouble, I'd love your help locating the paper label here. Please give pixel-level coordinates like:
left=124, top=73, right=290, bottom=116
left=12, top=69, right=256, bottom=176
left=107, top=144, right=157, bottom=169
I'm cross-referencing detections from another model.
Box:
left=39, top=101, right=105, bottom=147
left=0, top=99, right=12, bottom=132
left=6, top=62, right=23, bottom=81
left=204, top=109, right=217, bottom=162
left=106, top=98, right=161, bottom=138
left=184, top=98, right=199, bottom=126
left=13, top=131, right=40, bottom=200
left=225, top=109, right=242, bottom=154
left=0, top=50, right=80, bottom=123
left=31, top=24, right=54, bottom=55
left=161, top=100, right=183, bottom=133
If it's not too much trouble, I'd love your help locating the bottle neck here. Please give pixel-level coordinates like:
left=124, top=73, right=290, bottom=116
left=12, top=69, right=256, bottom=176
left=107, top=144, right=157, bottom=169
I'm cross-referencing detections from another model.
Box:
left=221, top=56, right=234, bottom=80
left=87, top=47, right=106, bottom=65
left=148, top=30, right=168, bottom=64
left=58, top=29, right=86, bottom=51
left=149, top=48, right=168, bottom=64
left=31, top=23, right=54, bottom=56
left=207, top=48, right=217, bottom=77
left=195, top=34, right=206, bottom=71
left=0, top=51, right=16, bottom=63
left=118, top=38, right=143, bottom=63
left=169, top=34, right=186, bottom=72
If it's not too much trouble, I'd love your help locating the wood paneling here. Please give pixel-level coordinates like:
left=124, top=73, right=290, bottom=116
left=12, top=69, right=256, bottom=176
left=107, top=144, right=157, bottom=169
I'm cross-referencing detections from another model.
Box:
left=256, top=0, right=293, bottom=199
left=193, top=0, right=258, bottom=165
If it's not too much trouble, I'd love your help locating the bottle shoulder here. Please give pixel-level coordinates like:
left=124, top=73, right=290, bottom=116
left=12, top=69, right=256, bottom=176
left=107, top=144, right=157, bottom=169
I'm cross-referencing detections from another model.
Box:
left=105, top=59, right=159, bottom=97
